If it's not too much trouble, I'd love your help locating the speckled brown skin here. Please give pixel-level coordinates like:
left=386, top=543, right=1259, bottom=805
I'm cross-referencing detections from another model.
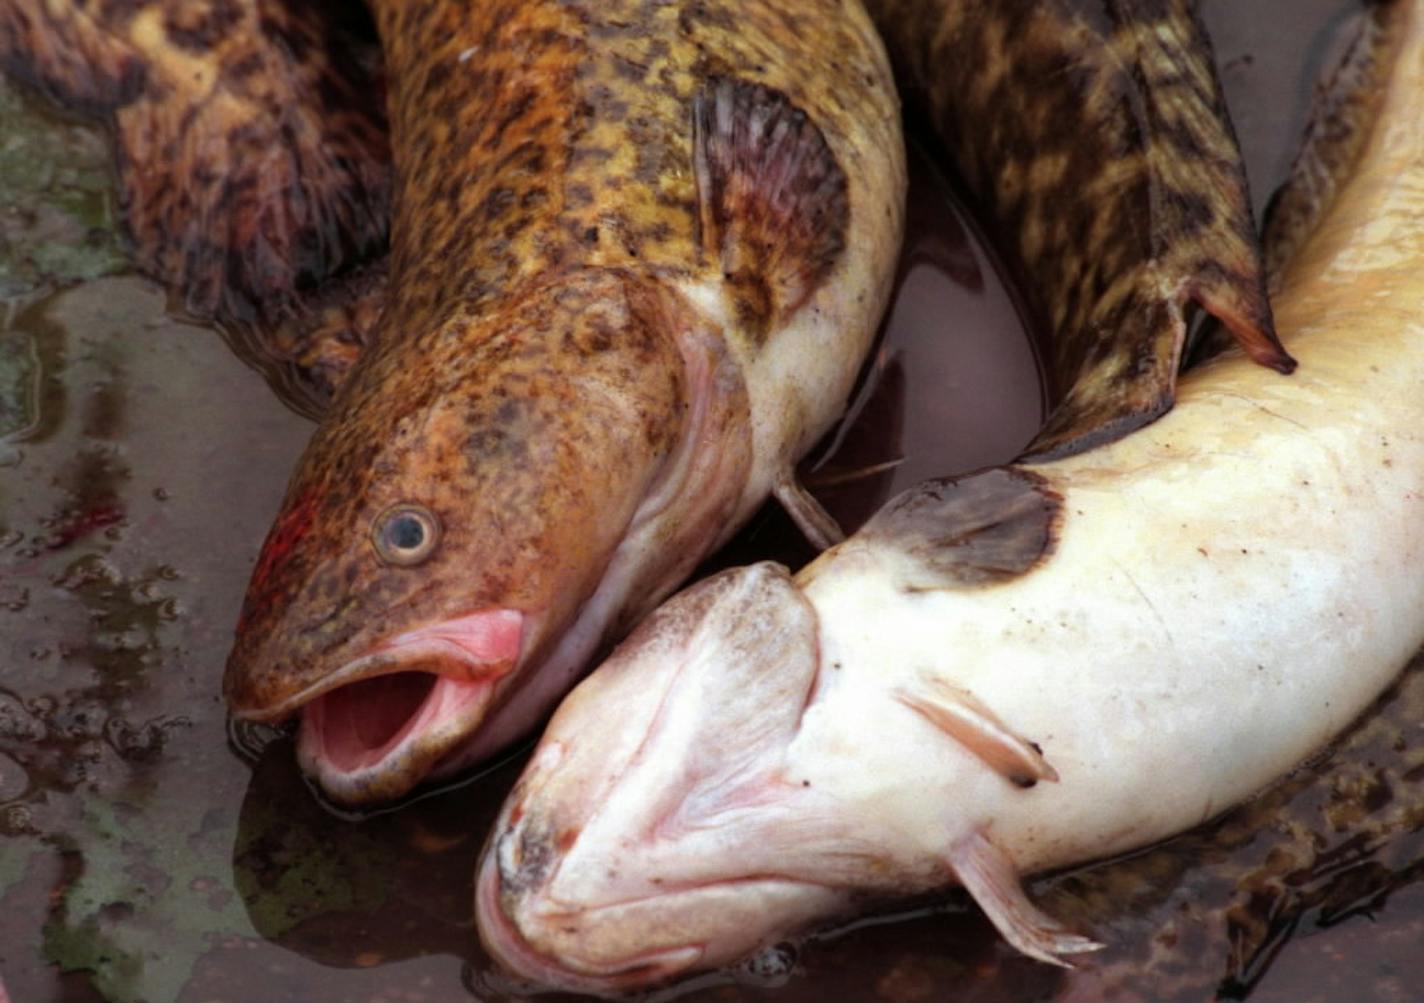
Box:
left=0, top=0, right=390, bottom=414
left=222, top=0, right=903, bottom=804
left=866, top=0, right=1295, bottom=459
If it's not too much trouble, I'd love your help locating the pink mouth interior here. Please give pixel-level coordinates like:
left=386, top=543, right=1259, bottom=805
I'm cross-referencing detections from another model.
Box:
left=303, top=608, right=526, bottom=778
left=319, top=672, right=439, bottom=769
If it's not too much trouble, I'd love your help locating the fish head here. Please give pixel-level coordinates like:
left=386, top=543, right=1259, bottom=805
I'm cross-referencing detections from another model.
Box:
left=224, top=271, right=688, bottom=805
left=476, top=562, right=873, bottom=992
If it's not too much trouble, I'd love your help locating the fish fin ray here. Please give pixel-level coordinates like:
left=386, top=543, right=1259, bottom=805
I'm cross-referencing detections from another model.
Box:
left=692, top=76, right=849, bottom=340
left=896, top=675, right=1057, bottom=787
left=948, top=829, right=1102, bottom=967
left=773, top=471, right=845, bottom=550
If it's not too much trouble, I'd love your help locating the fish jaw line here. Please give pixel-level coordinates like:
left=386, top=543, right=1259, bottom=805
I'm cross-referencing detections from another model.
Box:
left=265, top=608, right=525, bottom=805
left=476, top=846, right=836, bottom=993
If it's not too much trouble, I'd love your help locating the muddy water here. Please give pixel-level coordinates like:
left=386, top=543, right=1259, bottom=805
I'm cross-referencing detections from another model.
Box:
left=4, top=2, right=1423, bottom=1001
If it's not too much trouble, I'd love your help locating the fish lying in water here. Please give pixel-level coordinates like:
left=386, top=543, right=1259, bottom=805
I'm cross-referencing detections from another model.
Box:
left=3, top=1, right=905, bottom=805
left=474, top=0, right=1424, bottom=990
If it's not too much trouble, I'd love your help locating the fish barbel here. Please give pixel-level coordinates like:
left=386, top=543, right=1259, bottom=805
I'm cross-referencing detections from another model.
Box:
left=475, top=0, right=1424, bottom=990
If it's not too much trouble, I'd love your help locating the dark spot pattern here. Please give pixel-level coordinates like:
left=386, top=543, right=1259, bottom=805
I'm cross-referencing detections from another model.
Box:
left=0, top=0, right=391, bottom=416
left=865, top=0, right=1294, bottom=459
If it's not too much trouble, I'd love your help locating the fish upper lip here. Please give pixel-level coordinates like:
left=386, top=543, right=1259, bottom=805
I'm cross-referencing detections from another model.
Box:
left=229, top=609, right=526, bottom=722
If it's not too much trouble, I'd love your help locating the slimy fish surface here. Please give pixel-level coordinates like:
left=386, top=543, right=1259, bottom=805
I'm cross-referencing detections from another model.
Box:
left=230, top=1, right=903, bottom=807
left=3, top=0, right=905, bottom=805
left=0, top=0, right=392, bottom=408
left=474, top=0, right=1424, bottom=991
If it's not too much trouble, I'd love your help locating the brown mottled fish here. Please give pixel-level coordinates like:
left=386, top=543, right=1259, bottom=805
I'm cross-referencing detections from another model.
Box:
left=4, top=2, right=905, bottom=805
left=870, top=0, right=1294, bottom=458
left=0, top=0, right=392, bottom=413
left=472, top=1, right=1424, bottom=994
left=228, top=0, right=902, bottom=807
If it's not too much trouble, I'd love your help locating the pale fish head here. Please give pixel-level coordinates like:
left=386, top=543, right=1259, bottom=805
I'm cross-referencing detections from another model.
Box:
left=475, top=562, right=890, bottom=993
left=223, top=270, right=689, bottom=806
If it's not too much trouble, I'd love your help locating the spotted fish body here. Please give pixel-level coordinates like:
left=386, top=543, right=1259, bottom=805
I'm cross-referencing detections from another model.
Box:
left=0, top=0, right=392, bottom=409
left=473, top=1, right=1424, bottom=992
left=869, top=0, right=1293, bottom=458
left=210, top=1, right=904, bottom=805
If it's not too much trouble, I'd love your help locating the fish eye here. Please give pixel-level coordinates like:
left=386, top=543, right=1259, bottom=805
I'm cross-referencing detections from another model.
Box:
left=372, top=504, right=441, bottom=566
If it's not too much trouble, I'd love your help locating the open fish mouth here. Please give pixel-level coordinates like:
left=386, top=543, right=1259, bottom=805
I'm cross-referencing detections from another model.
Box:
left=273, top=609, right=524, bottom=805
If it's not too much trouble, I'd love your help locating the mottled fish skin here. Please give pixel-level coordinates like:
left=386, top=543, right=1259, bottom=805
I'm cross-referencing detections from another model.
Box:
left=221, top=0, right=903, bottom=805
left=475, top=0, right=1424, bottom=990
left=865, top=0, right=1294, bottom=458
left=0, top=0, right=390, bottom=413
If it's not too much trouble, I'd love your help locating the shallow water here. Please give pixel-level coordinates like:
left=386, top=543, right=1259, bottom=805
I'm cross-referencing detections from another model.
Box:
left=5, top=2, right=1423, bottom=1001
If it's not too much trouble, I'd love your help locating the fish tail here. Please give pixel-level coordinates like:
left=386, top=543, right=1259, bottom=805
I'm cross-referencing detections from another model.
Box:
left=1263, top=1, right=1410, bottom=285
left=2, top=0, right=391, bottom=412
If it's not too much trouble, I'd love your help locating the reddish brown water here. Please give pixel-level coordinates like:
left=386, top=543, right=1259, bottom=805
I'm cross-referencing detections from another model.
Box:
left=6, top=3, right=1424, bottom=1002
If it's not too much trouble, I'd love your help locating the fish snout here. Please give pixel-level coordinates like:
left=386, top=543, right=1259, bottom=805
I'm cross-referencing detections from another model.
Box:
left=473, top=563, right=853, bottom=990
left=230, top=607, right=525, bottom=805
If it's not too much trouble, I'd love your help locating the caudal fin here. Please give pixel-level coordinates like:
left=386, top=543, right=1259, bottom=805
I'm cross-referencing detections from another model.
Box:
left=1, top=0, right=390, bottom=410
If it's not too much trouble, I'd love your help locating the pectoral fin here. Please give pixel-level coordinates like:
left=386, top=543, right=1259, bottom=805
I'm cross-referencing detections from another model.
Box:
left=948, top=829, right=1102, bottom=967
left=773, top=471, right=846, bottom=550
left=863, top=467, right=1063, bottom=590
left=896, top=674, right=1057, bottom=788
left=692, top=76, right=849, bottom=341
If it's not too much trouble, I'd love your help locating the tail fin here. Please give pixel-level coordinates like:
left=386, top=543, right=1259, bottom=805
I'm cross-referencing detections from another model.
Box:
left=1, top=0, right=390, bottom=406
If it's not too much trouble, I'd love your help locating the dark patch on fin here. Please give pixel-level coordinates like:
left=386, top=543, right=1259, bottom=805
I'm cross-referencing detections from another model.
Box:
left=860, top=468, right=1062, bottom=589
left=692, top=75, right=849, bottom=341
left=773, top=471, right=845, bottom=550
left=1262, top=2, right=1406, bottom=287
left=0, top=0, right=390, bottom=415
left=948, top=829, right=1103, bottom=967
left=897, top=673, right=1058, bottom=788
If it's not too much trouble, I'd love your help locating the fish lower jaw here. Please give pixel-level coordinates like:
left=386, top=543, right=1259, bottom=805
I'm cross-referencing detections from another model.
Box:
left=475, top=854, right=708, bottom=993
left=296, top=671, right=495, bottom=806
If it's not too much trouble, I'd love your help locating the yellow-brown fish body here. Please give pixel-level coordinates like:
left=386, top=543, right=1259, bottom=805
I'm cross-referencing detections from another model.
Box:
left=220, top=0, right=905, bottom=804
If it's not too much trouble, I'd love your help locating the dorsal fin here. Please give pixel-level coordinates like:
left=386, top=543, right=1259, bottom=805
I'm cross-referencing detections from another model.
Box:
left=692, top=75, right=849, bottom=341
left=1262, top=2, right=1407, bottom=287
left=896, top=673, right=1059, bottom=788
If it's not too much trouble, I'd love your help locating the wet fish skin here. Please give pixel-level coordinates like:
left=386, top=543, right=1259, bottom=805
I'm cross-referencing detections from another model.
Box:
left=222, top=0, right=904, bottom=804
left=0, top=0, right=390, bottom=382
left=866, top=0, right=1293, bottom=458
left=475, top=0, right=1424, bottom=989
